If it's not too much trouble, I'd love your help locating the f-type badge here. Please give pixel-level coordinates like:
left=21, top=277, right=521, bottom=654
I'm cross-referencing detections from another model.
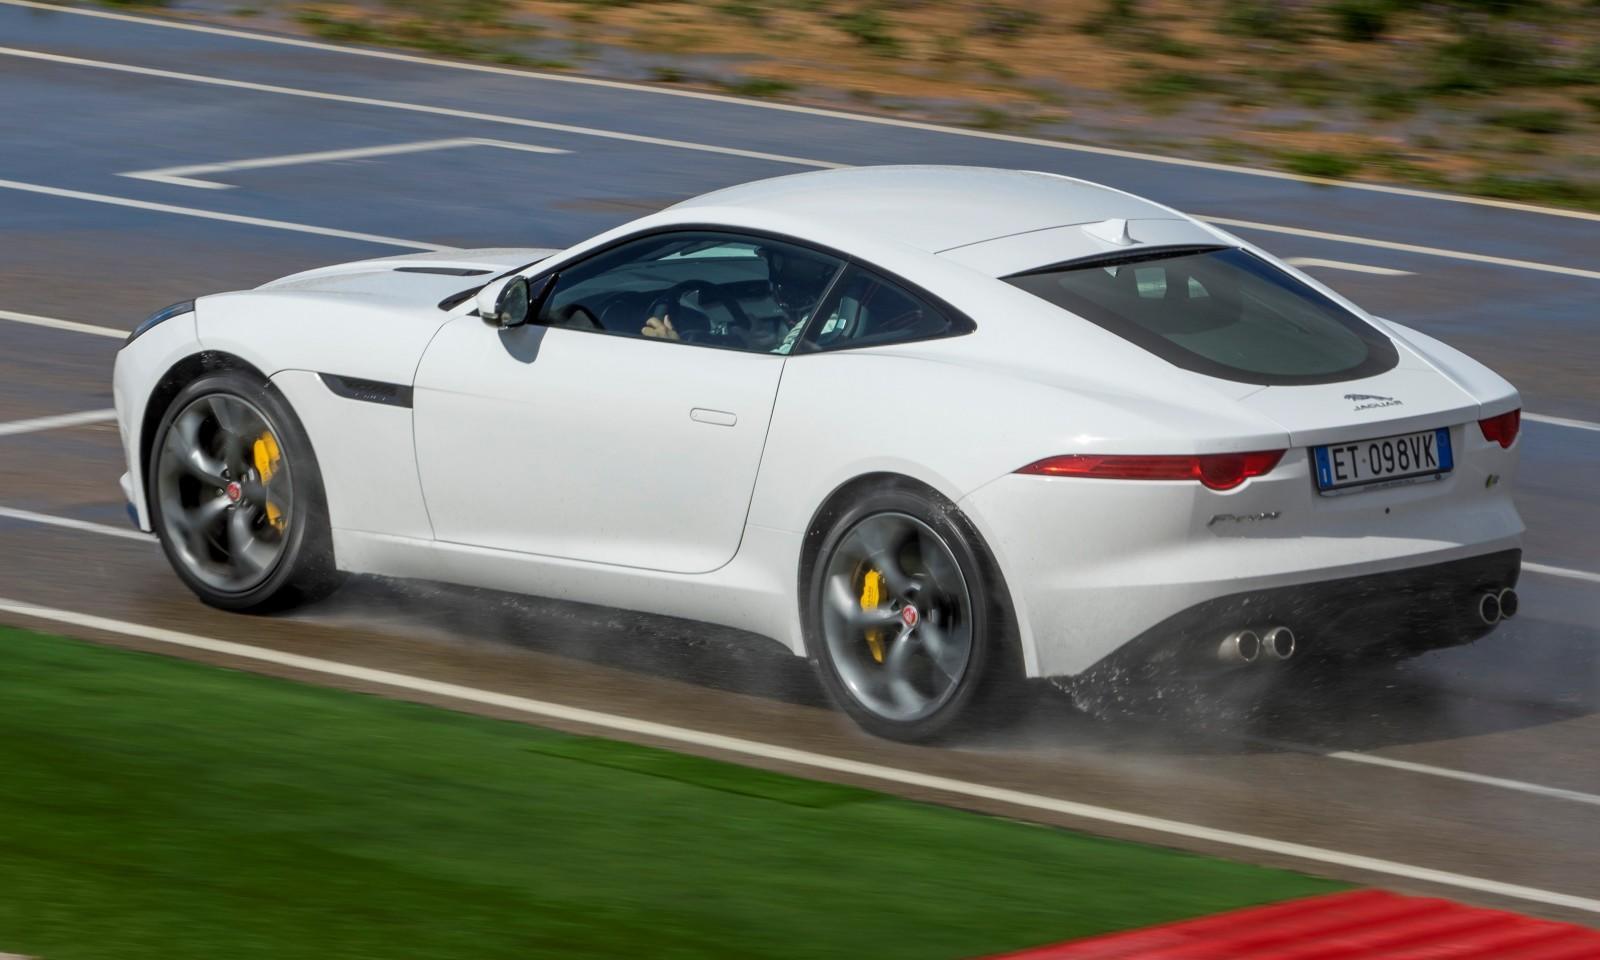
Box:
left=1345, top=393, right=1402, bottom=410
left=1208, top=511, right=1281, bottom=528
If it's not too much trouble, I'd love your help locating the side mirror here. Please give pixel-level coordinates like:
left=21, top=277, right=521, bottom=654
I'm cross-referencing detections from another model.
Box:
left=476, top=276, right=531, bottom=328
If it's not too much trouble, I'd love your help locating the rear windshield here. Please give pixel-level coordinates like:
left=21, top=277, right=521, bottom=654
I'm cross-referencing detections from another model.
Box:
left=1004, top=246, right=1398, bottom=385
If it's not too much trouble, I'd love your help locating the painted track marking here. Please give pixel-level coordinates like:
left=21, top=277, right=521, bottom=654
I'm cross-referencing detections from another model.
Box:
left=1285, top=257, right=1413, bottom=277
left=0, top=309, right=127, bottom=339
left=0, top=506, right=153, bottom=542
left=1524, top=562, right=1600, bottom=585
left=6, top=0, right=1600, bottom=225
left=1526, top=412, right=1600, bottom=433
left=2, top=597, right=1599, bottom=915
left=0, top=46, right=842, bottom=171
left=2, top=44, right=1598, bottom=281
left=3, top=502, right=1600, bottom=810
left=1203, top=216, right=1600, bottom=283
left=123, top=138, right=571, bottom=189
left=0, top=408, right=117, bottom=437
left=1257, top=738, right=1600, bottom=809
left=0, top=178, right=444, bottom=251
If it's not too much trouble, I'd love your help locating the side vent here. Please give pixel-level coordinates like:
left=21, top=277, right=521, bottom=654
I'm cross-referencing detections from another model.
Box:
left=319, top=374, right=414, bottom=408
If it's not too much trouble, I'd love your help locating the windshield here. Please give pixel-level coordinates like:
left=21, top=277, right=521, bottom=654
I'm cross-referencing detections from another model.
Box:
left=1004, top=246, right=1398, bottom=385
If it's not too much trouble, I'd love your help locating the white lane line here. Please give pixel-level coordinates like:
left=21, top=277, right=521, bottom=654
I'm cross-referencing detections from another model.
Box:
left=1325, top=751, right=1600, bottom=808
left=0, top=178, right=444, bottom=252
left=123, top=137, right=571, bottom=189
left=1257, top=738, right=1600, bottom=809
left=1203, top=216, right=1600, bottom=283
left=3, top=44, right=1600, bottom=284
left=5, top=0, right=1600, bottom=225
left=1526, top=412, right=1600, bottom=433
left=1285, top=257, right=1413, bottom=277
left=0, top=408, right=117, bottom=437
left=0, top=308, right=127, bottom=339
left=1, top=598, right=1598, bottom=914
left=0, top=506, right=153, bottom=542
left=11, top=501, right=1595, bottom=586
left=2, top=46, right=1591, bottom=284
left=1525, top=562, right=1600, bottom=585
left=6, top=46, right=1593, bottom=281
left=0, top=46, right=843, bottom=172
left=7, top=503, right=1599, bottom=811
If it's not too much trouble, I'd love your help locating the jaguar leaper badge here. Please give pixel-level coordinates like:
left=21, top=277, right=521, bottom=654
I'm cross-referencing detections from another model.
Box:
left=1345, top=393, right=1402, bottom=410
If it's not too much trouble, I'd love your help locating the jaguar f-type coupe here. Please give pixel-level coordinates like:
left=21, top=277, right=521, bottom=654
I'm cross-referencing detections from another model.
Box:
left=114, top=165, right=1523, bottom=739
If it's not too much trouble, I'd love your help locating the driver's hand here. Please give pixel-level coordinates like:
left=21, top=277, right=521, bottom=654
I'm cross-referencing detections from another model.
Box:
left=641, top=314, right=679, bottom=340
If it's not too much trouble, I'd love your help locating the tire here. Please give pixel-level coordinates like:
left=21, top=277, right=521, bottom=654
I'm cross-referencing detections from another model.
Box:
left=803, top=483, right=1021, bottom=741
left=147, top=370, right=343, bottom=612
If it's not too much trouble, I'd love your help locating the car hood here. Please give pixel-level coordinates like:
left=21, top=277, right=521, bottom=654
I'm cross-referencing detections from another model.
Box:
left=255, top=248, right=558, bottom=303
left=193, top=248, right=559, bottom=389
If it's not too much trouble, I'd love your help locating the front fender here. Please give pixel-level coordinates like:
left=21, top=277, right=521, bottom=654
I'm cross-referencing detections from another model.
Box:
left=112, top=307, right=201, bottom=530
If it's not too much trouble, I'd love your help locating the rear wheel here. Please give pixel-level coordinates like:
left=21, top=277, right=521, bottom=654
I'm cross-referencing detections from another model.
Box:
left=149, top=371, right=342, bottom=612
left=805, top=485, right=1018, bottom=741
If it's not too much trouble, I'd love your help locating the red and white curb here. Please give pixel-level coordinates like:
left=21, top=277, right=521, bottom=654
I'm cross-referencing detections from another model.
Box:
left=982, top=890, right=1600, bottom=959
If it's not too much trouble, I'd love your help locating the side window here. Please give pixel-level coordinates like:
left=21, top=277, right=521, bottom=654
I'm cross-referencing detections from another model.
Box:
left=536, top=231, right=843, bottom=354
left=797, top=265, right=968, bottom=353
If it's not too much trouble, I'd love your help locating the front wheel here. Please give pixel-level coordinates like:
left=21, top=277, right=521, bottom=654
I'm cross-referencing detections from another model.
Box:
left=148, top=370, right=342, bottom=612
left=805, top=485, right=1018, bottom=741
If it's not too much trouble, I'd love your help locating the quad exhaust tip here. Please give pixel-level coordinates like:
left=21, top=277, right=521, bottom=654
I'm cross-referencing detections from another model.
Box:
left=1262, top=626, right=1296, bottom=661
left=1218, top=629, right=1261, bottom=665
left=1497, top=587, right=1518, bottom=620
left=1216, top=626, right=1295, bottom=665
left=1478, top=591, right=1502, bottom=625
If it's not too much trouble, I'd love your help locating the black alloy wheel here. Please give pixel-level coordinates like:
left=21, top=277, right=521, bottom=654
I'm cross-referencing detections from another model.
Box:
left=149, top=370, right=341, bottom=611
left=806, top=483, right=1019, bottom=741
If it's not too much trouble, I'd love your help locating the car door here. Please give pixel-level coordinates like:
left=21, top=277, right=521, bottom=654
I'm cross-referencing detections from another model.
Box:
left=412, top=229, right=844, bottom=574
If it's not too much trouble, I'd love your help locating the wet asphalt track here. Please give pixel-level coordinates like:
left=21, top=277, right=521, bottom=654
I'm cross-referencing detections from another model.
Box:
left=2, top=0, right=1599, bottom=927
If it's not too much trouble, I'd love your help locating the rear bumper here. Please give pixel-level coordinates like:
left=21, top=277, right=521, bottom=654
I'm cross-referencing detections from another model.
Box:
left=959, top=454, right=1523, bottom=677
left=1085, top=548, right=1521, bottom=676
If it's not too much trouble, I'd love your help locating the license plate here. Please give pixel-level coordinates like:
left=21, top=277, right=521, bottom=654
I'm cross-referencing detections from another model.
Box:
left=1313, top=427, right=1453, bottom=495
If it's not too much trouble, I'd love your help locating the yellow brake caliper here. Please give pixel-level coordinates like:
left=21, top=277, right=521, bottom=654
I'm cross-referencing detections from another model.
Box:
left=251, top=431, right=286, bottom=533
left=860, top=568, right=887, bottom=663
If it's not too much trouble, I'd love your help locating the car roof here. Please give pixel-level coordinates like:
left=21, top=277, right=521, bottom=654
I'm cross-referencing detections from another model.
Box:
left=671, top=165, right=1183, bottom=256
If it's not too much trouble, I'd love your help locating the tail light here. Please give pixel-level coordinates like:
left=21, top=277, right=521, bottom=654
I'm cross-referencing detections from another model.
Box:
left=1017, top=450, right=1286, bottom=491
left=1478, top=409, right=1521, bottom=449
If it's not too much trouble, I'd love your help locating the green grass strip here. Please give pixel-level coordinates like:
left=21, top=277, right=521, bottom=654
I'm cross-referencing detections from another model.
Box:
left=0, top=627, right=1345, bottom=959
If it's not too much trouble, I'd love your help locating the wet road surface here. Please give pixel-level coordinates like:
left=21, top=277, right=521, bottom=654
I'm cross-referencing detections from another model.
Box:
left=2, top=0, right=1598, bottom=927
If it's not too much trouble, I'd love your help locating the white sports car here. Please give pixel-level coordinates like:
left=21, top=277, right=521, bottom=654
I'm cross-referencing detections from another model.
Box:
left=113, top=166, right=1524, bottom=739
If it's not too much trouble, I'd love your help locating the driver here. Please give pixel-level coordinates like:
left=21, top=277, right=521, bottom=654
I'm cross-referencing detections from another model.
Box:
left=640, top=245, right=836, bottom=353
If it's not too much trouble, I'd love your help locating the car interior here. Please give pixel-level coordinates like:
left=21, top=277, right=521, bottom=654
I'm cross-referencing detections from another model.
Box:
left=537, top=233, right=959, bottom=354
left=539, top=235, right=830, bottom=351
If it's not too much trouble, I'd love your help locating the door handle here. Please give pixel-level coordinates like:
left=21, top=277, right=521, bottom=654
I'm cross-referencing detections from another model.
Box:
left=690, top=407, right=737, bottom=427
